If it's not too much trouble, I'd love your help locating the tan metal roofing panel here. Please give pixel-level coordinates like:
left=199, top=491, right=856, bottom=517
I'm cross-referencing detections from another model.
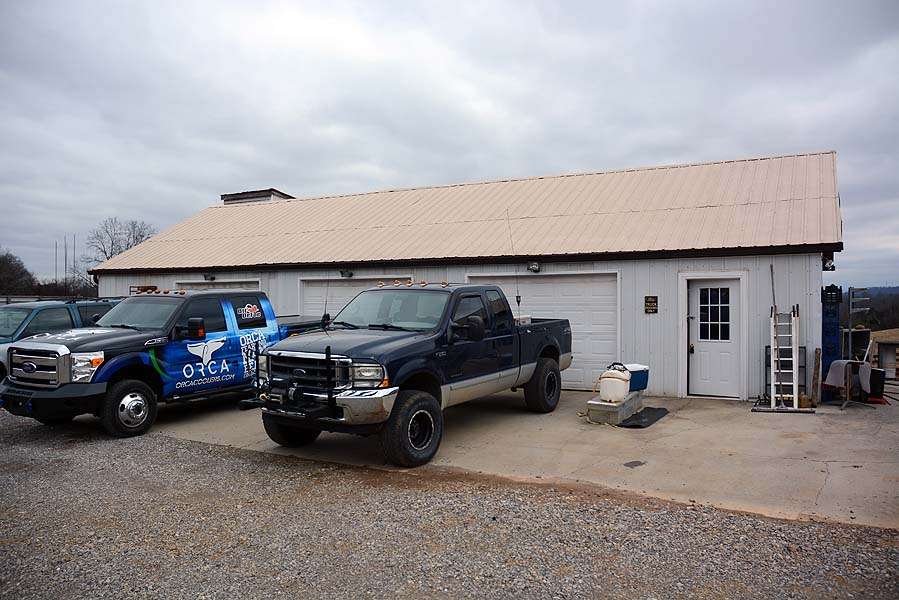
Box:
left=94, top=151, right=843, bottom=272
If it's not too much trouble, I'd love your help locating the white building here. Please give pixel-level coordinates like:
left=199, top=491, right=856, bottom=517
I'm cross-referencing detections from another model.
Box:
left=93, top=152, right=844, bottom=400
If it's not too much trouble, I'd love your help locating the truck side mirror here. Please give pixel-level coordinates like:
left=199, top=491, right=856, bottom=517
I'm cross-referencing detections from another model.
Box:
left=466, top=315, right=486, bottom=342
left=185, top=317, right=206, bottom=340
left=321, top=313, right=331, bottom=327
left=91, top=313, right=101, bottom=324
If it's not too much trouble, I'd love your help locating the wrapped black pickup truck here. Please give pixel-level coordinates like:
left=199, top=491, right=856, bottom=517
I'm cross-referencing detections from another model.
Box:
left=241, top=283, right=572, bottom=467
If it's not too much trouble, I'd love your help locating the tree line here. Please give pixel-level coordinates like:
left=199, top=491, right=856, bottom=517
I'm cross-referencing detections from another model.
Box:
left=1, top=217, right=156, bottom=297
left=841, top=287, right=899, bottom=332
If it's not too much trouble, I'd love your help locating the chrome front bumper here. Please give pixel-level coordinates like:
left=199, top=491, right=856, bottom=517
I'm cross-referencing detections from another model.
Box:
left=262, top=386, right=399, bottom=425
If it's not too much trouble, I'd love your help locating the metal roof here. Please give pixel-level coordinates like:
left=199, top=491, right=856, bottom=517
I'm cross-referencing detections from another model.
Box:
left=93, top=151, right=843, bottom=273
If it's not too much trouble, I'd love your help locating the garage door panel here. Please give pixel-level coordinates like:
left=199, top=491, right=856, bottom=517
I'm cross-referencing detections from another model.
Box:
left=301, top=279, right=388, bottom=316
left=469, top=273, right=618, bottom=390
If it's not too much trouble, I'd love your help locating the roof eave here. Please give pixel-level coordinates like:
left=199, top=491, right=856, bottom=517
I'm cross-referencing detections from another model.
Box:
left=89, top=242, right=844, bottom=275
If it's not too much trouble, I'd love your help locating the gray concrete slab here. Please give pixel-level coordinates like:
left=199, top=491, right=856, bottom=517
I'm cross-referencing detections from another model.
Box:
left=151, top=391, right=899, bottom=529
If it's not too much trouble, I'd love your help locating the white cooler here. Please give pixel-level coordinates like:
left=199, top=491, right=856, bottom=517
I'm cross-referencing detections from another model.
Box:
left=597, top=366, right=631, bottom=403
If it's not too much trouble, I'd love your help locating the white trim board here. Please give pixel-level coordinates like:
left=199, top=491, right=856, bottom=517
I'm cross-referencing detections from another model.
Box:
left=677, top=270, right=750, bottom=400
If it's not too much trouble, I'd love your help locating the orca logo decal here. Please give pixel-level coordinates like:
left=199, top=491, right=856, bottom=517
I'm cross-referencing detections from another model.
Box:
left=186, top=338, right=226, bottom=365
left=177, top=338, right=233, bottom=389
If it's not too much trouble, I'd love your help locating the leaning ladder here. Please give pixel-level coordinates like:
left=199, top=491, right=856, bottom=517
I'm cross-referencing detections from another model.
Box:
left=770, top=304, right=800, bottom=409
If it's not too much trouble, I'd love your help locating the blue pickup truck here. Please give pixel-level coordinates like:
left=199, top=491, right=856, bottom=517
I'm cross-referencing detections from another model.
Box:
left=244, top=283, right=572, bottom=467
left=0, top=299, right=121, bottom=381
left=0, top=290, right=317, bottom=435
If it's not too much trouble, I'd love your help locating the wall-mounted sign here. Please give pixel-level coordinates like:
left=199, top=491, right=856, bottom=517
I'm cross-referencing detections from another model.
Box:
left=644, top=295, right=658, bottom=314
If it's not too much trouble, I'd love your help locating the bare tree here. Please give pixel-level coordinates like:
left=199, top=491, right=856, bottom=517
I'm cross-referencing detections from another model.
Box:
left=76, top=218, right=157, bottom=287
left=84, top=217, right=157, bottom=263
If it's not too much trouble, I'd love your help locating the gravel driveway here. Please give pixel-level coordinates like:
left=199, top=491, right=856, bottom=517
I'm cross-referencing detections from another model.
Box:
left=1, top=412, right=896, bottom=599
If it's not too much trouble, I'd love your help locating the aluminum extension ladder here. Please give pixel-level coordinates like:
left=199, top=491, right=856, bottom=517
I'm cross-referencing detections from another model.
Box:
left=770, top=304, right=800, bottom=409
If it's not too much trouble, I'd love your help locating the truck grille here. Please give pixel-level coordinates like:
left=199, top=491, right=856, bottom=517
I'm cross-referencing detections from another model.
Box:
left=269, top=353, right=351, bottom=393
left=9, top=348, right=63, bottom=388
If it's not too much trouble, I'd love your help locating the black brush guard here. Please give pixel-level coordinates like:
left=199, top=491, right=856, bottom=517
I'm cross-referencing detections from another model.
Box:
left=238, top=344, right=340, bottom=419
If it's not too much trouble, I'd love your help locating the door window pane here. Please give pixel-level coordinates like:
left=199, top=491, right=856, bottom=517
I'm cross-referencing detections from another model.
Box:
left=178, top=298, right=227, bottom=333
left=21, top=308, right=74, bottom=337
left=230, top=295, right=266, bottom=329
left=78, top=304, right=112, bottom=324
left=452, top=296, right=487, bottom=326
left=698, top=286, right=731, bottom=341
left=486, top=290, right=512, bottom=333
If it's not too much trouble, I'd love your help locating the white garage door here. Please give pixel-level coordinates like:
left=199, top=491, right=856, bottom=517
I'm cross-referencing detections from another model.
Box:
left=300, top=278, right=409, bottom=317
left=469, top=273, right=618, bottom=390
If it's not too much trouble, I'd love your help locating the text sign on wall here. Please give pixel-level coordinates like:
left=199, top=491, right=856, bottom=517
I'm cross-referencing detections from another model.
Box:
left=644, top=295, right=658, bottom=314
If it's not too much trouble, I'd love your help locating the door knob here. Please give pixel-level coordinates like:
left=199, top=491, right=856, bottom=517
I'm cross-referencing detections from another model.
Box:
left=689, top=343, right=695, bottom=354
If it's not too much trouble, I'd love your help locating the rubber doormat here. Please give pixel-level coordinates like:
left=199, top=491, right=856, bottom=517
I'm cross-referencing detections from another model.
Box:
left=618, top=407, right=669, bottom=428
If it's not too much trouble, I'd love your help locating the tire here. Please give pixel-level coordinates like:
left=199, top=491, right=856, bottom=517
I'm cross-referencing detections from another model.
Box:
left=100, top=379, right=158, bottom=437
left=380, top=390, right=443, bottom=468
left=36, top=416, right=73, bottom=426
left=524, top=357, right=561, bottom=413
left=262, top=414, right=321, bottom=447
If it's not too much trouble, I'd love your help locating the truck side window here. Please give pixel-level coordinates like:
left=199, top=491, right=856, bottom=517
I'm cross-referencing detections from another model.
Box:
left=177, top=298, right=227, bottom=333
left=486, top=290, right=512, bottom=334
left=230, top=295, right=267, bottom=329
left=21, top=307, right=74, bottom=337
left=77, top=304, right=112, bottom=323
left=452, top=295, right=487, bottom=326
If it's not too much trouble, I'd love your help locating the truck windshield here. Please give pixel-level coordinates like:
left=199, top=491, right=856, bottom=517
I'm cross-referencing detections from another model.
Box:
left=96, top=297, right=182, bottom=330
left=334, top=290, right=450, bottom=331
left=0, top=307, right=31, bottom=337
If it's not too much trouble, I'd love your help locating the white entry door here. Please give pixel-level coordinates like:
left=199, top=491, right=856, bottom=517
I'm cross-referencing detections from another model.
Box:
left=688, top=279, right=740, bottom=397
left=468, top=273, right=618, bottom=390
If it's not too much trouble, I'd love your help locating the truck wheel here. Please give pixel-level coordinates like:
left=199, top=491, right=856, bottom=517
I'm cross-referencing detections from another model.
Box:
left=380, top=390, right=443, bottom=468
left=262, top=414, right=321, bottom=447
left=100, top=379, right=158, bottom=437
left=524, top=357, right=561, bottom=413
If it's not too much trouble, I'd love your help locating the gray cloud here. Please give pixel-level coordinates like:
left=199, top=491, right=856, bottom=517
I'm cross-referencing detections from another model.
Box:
left=1, top=0, right=897, bottom=285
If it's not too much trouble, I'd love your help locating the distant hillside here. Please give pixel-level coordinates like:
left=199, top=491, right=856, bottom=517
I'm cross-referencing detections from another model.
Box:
left=868, top=286, right=899, bottom=297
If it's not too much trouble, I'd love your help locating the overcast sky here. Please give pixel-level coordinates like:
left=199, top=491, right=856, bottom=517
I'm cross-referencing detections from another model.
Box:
left=1, top=0, right=897, bottom=286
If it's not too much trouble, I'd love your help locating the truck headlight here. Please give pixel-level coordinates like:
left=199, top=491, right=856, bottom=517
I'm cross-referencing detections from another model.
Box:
left=351, top=363, right=387, bottom=388
left=258, top=353, right=270, bottom=386
left=71, top=351, right=104, bottom=383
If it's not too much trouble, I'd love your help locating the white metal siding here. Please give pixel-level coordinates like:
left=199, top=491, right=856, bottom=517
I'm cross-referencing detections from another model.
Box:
left=97, top=253, right=823, bottom=399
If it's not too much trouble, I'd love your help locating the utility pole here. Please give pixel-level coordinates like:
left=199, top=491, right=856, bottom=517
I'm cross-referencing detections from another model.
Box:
left=848, top=287, right=870, bottom=359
